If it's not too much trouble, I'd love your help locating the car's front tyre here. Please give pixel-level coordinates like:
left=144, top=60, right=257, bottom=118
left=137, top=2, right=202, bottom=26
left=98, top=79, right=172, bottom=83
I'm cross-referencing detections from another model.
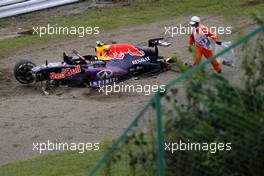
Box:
left=14, top=60, right=36, bottom=84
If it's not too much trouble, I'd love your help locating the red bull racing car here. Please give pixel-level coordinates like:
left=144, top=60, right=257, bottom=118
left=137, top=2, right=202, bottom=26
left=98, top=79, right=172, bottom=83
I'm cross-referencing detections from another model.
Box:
left=14, top=38, right=172, bottom=88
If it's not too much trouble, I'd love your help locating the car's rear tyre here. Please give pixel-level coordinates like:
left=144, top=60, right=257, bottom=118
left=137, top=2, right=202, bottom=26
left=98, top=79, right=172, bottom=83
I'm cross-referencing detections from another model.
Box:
left=14, top=60, right=36, bottom=84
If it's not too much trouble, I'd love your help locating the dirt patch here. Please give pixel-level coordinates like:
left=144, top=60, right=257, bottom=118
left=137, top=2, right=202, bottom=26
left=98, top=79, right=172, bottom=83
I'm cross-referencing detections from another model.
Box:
left=0, top=14, right=257, bottom=163
left=241, top=0, right=264, bottom=7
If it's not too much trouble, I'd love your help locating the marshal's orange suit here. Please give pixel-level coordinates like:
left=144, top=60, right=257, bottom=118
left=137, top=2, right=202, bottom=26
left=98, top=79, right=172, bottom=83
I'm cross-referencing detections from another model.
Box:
left=189, top=25, right=221, bottom=72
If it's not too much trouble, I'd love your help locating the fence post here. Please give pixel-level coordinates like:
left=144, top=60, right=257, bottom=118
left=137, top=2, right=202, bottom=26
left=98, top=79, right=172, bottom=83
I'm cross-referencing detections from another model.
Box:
left=155, top=91, right=164, bottom=176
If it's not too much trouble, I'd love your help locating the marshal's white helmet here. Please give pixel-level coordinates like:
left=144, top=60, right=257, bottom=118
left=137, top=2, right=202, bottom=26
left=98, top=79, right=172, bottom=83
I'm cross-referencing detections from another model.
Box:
left=189, top=16, right=200, bottom=25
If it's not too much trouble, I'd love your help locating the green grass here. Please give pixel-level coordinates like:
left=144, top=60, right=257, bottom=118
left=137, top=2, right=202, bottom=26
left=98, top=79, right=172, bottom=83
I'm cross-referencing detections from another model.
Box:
left=0, top=138, right=147, bottom=176
left=0, top=141, right=112, bottom=176
left=0, top=0, right=263, bottom=55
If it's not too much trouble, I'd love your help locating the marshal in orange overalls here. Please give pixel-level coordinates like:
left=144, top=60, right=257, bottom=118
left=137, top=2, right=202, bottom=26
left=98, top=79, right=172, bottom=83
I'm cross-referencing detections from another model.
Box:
left=189, top=25, right=221, bottom=73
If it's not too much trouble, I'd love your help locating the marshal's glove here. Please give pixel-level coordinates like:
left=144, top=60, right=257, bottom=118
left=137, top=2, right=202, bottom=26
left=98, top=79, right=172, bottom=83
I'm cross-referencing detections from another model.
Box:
left=188, top=46, right=193, bottom=52
left=216, top=41, right=222, bottom=45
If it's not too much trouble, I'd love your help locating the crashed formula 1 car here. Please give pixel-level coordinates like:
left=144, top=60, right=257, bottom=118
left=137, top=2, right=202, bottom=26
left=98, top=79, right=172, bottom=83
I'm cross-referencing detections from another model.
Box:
left=14, top=38, right=172, bottom=88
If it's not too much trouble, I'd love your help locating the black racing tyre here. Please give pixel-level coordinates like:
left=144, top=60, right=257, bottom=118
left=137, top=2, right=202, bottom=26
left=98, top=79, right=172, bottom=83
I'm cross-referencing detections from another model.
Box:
left=14, top=60, right=36, bottom=84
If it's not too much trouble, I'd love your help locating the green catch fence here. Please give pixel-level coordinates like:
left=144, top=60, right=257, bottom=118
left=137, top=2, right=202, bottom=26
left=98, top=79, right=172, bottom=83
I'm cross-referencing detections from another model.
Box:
left=88, top=24, right=264, bottom=176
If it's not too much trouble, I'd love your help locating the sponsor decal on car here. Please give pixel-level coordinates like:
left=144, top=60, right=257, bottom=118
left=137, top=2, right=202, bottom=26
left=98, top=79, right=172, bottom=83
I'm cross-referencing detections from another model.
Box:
left=132, top=57, right=150, bottom=65
left=97, top=69, right=113, bottom=79
left=50, top=65, right=81, bottom=80
left=106, top=44, right=145, bottom=60
left=89, top=77, right=118, bottom=87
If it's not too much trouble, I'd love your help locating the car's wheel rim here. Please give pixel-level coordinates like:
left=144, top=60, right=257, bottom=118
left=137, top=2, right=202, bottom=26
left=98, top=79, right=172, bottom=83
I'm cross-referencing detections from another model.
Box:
left=16, top=64, right=34, bottom=84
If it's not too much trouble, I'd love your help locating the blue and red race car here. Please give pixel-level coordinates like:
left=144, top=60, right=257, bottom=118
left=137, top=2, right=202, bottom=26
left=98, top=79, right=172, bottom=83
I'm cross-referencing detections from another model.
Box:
left=13, top=38, right=172, bottom=87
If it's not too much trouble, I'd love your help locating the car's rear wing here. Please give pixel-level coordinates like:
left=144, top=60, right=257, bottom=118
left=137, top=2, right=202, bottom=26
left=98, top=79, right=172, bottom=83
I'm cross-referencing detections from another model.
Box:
left=148, top=38, right=171, bottom=56
left=148, top=38, right=171, bottom=47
